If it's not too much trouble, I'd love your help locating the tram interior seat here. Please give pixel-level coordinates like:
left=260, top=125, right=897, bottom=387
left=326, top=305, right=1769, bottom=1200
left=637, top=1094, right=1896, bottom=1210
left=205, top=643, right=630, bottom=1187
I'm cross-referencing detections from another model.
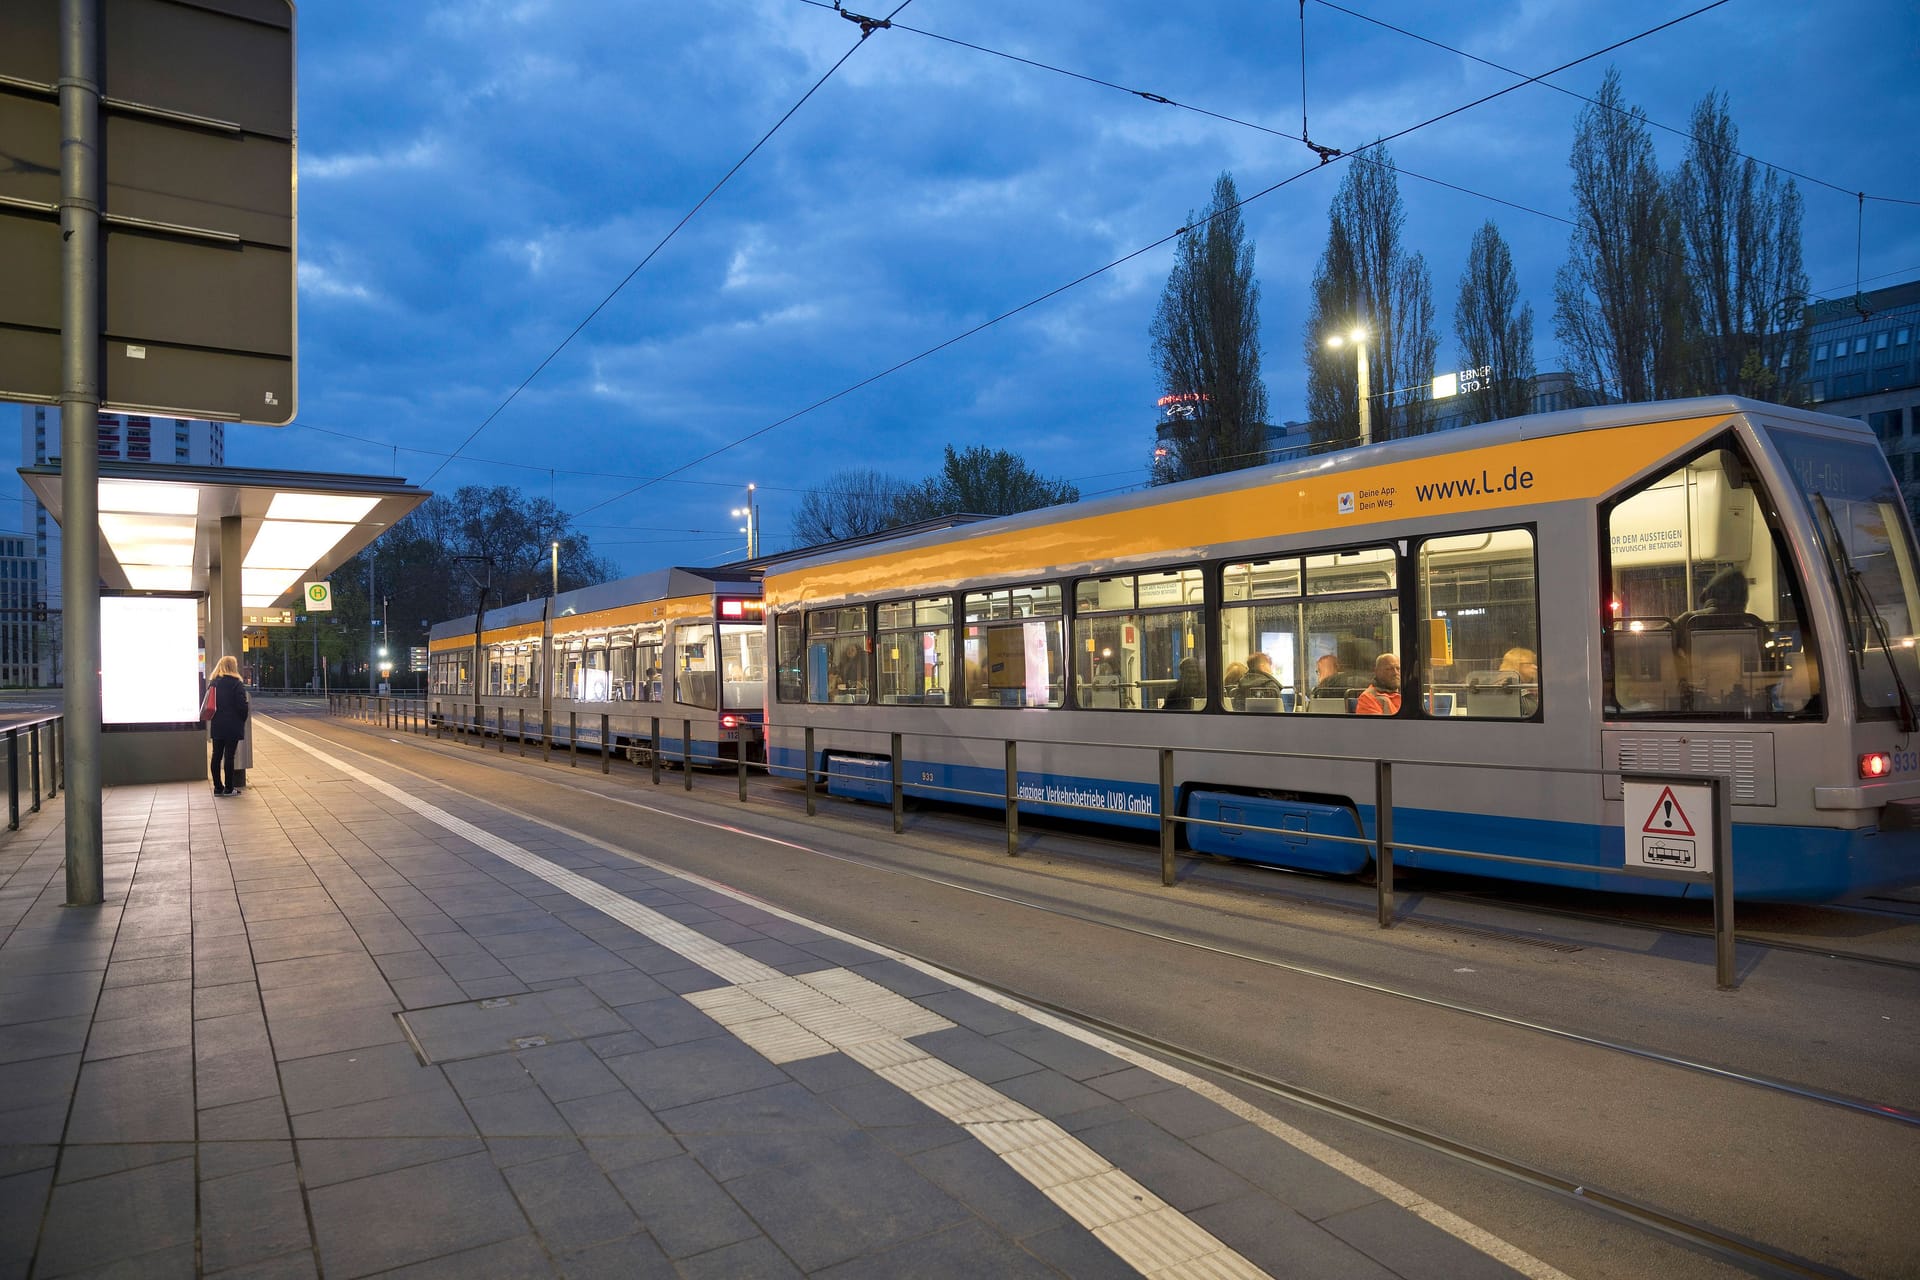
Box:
left=1306, top=693, right=1350, bottom=715
left=1682, top=622, right=1768, bottom=709
left=1241, top=694, right=1286, bottom=714
left=1461, top=669, right=1524, bottom=718
left=1612, top=622, right=1683, bottom=713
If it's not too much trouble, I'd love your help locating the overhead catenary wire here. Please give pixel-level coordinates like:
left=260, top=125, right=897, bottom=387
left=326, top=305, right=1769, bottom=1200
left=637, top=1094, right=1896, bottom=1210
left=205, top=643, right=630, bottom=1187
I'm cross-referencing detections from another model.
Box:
left=563, top=0, right=1752, bottom=523
left=418, top=0, right=917, bottom=489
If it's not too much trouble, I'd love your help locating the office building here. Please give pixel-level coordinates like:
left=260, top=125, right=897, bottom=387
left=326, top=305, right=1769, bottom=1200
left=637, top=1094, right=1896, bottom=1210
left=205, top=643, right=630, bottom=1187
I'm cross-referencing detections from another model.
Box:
left=1799, top=281, right=1920, bottom=514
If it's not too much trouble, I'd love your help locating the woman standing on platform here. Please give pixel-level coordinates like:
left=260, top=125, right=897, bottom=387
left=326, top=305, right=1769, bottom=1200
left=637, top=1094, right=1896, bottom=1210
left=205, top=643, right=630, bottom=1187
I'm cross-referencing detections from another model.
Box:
left=206, top=654, right=250, bottom=797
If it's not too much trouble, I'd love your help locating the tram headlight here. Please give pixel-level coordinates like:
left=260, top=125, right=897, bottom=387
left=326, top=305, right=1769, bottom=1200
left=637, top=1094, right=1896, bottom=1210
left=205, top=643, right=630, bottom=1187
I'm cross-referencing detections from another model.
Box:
left=1860, top=751, right=1893, bottom=779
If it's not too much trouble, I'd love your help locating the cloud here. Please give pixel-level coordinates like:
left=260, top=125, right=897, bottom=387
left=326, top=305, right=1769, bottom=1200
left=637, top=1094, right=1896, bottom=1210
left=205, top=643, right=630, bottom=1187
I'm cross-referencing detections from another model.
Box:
left=303, top=136, right=444, bottom=181
left=297, top=260, right=377, bottom=303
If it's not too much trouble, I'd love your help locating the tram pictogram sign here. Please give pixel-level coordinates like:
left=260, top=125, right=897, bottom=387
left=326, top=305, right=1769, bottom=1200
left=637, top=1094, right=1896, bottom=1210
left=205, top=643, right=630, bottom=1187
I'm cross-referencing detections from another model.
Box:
left=1622, top=778, right=1715, bottom=876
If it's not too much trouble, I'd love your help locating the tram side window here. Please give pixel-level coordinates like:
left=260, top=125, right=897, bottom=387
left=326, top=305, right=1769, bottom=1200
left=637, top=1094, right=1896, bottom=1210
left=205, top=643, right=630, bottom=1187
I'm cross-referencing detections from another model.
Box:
left=611, top=638, right=635, bottom=700
left=575, top=642, right=613, bottom=702
left=877, top=598, right=953, bottom=705
left=1218, top=557, right=1302, bottom=713
left=673, top=622, right=717, bottom=709
left=807, top=607, right=870, bottom=705
left=1419, top=529, right=1540, bottom=719
left=1074, top=569, right=1207, bottom=710
left=1604, top=443, right=1820, bottom=719
left=635, top=639, right=662, bottom=703
left=775, top=613, right=804, bottom=703
left=1301, top=548, right=1400, bottom=714
left=962, top=584, right=1065, bottom=708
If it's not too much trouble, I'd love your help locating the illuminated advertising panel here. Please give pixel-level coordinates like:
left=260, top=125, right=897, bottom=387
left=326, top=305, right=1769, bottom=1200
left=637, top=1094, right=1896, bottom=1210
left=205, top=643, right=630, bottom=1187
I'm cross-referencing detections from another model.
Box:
left=102, top=594, right=201, bottom=725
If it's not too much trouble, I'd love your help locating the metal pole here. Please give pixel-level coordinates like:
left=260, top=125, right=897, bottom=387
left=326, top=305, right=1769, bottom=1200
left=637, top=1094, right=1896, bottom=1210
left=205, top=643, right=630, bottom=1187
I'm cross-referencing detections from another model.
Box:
left=30, top=725, right=43, bottom=814
left=736, top=733, right=746, bottom=800
left=1004, top=740, right=1018, bottom=856
left=1375, top=760, right=1395, bottom=928
left=59, top=0, right=104, bottom=905
left=804, top=726, right=815, bottom=815
left=1712, top=775, right=1736, bottom=989
left=518, top=707, right=525, bottom=757
left=682, top=718, right=692, bottom=791
left=53, top=718, right=63, bottom=793
left=890, top=732, right=903, bottom=833
left=7, top=730, right=18, bottom=830
left=1159, top=748, right=1175, bottom=885
left=1356, top=341, right=1372, bottom=445
left=496, top=705, right=504, bottom=753
left=602, top=714, right=611, bottom=776
left=569, top=712, right=578, bottom=767
left=650, top=716, right=660, bottom=786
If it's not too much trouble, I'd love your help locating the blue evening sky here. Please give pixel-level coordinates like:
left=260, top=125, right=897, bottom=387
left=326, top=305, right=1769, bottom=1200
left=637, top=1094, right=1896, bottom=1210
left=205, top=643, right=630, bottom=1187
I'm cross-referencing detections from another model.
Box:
left=240, top=0, right=1919, bottom=571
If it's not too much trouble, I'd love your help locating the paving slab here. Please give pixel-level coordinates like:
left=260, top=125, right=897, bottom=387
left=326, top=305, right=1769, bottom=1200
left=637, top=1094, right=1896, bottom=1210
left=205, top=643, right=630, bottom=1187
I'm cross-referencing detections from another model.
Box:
left=0, top=723, right=1544, bottom=1280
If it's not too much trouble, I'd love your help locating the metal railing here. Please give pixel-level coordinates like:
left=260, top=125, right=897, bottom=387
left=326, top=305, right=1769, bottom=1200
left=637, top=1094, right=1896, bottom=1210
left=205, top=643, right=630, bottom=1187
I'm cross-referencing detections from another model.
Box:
left=330, top=696, right=1739, bottom=988
left=2, top=714, right=64, bottom=833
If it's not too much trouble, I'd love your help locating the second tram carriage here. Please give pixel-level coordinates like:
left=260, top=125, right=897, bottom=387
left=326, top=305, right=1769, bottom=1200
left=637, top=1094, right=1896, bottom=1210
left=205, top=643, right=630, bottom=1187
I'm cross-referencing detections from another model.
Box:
left=429, top=567, right=766, bottom=766
left=759, top=397, right=1920, bottom=902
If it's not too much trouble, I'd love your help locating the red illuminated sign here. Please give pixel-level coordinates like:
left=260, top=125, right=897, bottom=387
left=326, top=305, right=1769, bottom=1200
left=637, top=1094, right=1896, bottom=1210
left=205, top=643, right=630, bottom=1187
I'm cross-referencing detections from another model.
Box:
left=718, top=598, right=764, bottom=620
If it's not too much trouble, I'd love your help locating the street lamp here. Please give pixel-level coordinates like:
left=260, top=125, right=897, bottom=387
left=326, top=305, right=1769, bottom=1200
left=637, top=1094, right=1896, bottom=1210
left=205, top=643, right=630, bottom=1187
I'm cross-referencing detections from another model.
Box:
left=551, top=541, right=560, bottom=598
left=731, top=483, right=759, bottom=560
left=1325, top=326, right=1372, bottom=445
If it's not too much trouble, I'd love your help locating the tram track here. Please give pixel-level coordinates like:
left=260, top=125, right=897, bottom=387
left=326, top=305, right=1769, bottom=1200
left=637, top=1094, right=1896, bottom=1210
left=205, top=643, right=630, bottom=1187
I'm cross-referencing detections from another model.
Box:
left=296, top=713, right=1909, bottom=1278
left=910, top=960, right=1857, bottom=1280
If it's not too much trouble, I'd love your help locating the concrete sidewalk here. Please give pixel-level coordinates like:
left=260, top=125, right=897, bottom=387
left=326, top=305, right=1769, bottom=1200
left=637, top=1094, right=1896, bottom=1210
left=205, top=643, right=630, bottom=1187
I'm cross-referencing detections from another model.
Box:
left=0, top=718, right=1538, bottom=1279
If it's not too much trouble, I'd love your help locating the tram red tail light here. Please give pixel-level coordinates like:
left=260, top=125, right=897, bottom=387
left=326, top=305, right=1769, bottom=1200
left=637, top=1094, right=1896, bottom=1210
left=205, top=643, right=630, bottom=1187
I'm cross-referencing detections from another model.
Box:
left=1860, top=752, right=1893, bottom=779
left=721, top=714, right=741, bottom=730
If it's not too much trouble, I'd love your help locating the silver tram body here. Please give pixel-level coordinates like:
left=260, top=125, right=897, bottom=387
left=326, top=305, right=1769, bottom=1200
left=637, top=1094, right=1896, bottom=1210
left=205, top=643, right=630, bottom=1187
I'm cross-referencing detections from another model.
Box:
left=428, top=567, right=766, bottom=766
left=759, top=398, right=1920, bottom=902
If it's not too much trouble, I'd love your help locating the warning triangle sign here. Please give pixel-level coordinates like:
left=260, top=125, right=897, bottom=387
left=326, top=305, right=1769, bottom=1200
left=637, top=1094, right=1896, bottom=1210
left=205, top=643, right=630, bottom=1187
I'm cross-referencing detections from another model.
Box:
left=1640, top=786, right=1697, bottom=836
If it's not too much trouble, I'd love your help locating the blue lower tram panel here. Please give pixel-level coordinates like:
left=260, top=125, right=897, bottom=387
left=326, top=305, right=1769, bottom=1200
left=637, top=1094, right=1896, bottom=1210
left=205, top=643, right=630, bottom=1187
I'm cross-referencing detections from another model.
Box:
left=1185, top=791, right=1369, bottom=876
left=779, top=746, right=1911, bottom=902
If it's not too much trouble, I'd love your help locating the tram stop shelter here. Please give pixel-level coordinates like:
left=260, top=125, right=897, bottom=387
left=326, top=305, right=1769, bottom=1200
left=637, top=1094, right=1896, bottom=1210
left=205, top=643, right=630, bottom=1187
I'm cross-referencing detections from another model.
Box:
left=19, top=460, right=428, bottom=783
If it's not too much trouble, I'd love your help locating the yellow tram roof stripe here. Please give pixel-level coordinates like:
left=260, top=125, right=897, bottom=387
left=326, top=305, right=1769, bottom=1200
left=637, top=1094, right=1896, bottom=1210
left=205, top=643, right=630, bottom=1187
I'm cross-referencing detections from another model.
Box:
left=766, top=414, right=1726, bottom=606
left=429, top=592, right=729, bottom=652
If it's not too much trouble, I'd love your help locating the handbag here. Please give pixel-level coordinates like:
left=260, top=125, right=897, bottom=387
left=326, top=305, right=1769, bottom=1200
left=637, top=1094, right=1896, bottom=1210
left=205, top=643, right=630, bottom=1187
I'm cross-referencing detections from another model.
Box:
left=201, top=684, right=218, bottom=721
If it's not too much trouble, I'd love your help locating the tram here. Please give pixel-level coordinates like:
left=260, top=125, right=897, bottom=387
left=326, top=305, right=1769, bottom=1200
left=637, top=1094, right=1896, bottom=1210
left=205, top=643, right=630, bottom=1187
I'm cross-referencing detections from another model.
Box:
left=759, top=397, right=1920, bottom=902
left=428, top=567, right=766, bottom=766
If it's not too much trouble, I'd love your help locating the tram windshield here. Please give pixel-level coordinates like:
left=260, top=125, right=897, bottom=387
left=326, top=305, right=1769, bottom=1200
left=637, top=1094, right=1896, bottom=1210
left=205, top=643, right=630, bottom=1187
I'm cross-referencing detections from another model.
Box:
left=718, top=621, right=766, bottom=712
left=1768, top=427, right=1920, bottom=723
left=1604, top=441, right=1822, bottom=720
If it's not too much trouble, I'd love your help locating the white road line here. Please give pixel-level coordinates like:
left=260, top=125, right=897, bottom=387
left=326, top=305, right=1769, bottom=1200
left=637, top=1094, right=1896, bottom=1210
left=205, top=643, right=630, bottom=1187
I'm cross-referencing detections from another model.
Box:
left=263, top=721, right=1272, bottom=1280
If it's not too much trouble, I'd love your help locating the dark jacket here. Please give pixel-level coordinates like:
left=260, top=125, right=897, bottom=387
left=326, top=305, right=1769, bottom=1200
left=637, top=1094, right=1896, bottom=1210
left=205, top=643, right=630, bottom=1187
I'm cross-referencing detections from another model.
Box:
left=1236, top=668, right=1283, bottom=700
left=209, top=674, right=249, bottom=741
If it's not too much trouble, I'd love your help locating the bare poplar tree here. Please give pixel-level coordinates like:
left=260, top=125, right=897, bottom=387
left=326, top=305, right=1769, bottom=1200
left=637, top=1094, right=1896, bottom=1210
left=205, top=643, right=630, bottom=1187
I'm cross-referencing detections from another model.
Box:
left=1672, top=91, right=1808, bottom=401
left=1553, top=68, right=1686, bottom=403
left=1453, top=221, right=1536, bottom=425
left=1304, top=146, right=1438, bottom=446
left=1149, top=172, right=1270, bottom=481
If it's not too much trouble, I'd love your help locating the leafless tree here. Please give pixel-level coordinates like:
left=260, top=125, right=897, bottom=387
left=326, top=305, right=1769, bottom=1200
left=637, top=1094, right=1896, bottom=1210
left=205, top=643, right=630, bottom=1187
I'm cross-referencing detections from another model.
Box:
left=1453, top=221, right=1536, bottom=425
left=1150, top=172, right=1270, bottom=481
left=1672, top=91, right=1808, bottom=402
left=1553, top=68, right=1686, bottom=403
left=1305, top=146, right=1438, bottom=446
left=789, top=468, right=913, bottom=548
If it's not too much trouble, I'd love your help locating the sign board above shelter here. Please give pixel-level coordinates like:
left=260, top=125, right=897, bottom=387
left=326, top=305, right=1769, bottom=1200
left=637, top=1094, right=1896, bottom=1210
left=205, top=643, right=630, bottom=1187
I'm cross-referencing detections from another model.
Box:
left=0, top=0, right=297, bottom=424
